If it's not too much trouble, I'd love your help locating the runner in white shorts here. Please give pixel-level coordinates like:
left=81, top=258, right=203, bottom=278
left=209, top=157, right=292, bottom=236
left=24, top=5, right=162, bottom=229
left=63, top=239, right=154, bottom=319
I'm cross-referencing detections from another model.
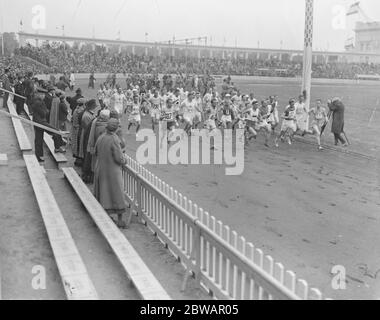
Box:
left=220, top=99, right=234, bottom=129
left=180, top=92, right=197, bottom=135
left=204, top=98, right=219, bottom=132
left=111, top=86, right=127, bottom=115
left=160, top=97, right=178, bottom=147
left=256, top=100, right=272, bottom=147
left=149, top=90, right=162, bottom=131
left=243, top=99, right=259, bottom=141
left=275, top=99, right=298, bottom=147
left=309, top=99, right=329, bottom=150
left=127, top=95, right=142, bottom=135
left=267, top=95, right=280, bottom=134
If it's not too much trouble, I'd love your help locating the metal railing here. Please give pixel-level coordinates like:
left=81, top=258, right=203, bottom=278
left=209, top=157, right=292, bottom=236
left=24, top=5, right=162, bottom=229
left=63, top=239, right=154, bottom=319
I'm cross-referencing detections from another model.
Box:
left=122, top=154, right=325, bottom=300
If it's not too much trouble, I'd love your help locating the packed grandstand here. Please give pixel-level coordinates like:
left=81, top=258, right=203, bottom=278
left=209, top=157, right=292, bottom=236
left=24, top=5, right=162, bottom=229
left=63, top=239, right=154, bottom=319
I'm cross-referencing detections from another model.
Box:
left=0, top=42, right=377, bottom=80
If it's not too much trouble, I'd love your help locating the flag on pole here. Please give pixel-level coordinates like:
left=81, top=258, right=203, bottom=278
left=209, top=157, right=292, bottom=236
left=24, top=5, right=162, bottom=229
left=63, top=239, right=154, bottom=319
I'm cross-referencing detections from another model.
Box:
left=346, top=2, right=360, bottom=16
left=73, top=0, right=82, bottom=19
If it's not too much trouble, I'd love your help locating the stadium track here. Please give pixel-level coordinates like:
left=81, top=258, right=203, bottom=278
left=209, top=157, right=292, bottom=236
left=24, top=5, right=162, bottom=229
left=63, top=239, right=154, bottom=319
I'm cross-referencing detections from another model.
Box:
left=71, top=76, right=379, bottom=300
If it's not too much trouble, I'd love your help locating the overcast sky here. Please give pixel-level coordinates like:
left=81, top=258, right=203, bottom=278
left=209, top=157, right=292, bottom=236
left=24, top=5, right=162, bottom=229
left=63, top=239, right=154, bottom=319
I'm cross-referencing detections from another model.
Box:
left=1, top=0, right=379, bottom=51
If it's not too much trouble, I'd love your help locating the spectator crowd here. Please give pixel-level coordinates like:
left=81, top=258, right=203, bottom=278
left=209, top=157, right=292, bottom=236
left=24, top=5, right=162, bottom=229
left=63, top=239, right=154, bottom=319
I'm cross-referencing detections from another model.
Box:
left=9, top=42, right=380, bottom=80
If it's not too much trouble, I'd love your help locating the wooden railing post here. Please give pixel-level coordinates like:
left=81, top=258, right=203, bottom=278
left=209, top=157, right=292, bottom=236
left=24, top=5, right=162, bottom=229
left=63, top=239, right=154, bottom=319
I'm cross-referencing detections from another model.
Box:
left=135, top=172, right=142, bottom=217
left=193, top=224, right=202, bottom=285
left=181, top=222, right=201, bottom=292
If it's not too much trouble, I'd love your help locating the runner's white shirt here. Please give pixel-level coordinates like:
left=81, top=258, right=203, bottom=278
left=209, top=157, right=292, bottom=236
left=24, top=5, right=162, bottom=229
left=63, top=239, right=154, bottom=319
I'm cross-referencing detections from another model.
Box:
left=181, top=99, right=197, bottom=115
left=112, top=92, right=127, bottom=114
left=149, top=96, right=161, bottom=109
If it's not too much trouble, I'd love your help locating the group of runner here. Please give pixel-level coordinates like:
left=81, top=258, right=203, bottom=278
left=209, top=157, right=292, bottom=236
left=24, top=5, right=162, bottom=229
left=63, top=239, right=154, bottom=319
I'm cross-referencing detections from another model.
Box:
left=95, top=80, right=330, bottom=150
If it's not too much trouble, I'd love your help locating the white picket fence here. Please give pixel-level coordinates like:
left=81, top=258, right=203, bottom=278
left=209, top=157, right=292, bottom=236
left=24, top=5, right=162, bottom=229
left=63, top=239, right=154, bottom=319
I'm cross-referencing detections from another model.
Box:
left=122, top=154, right=326, bottom=300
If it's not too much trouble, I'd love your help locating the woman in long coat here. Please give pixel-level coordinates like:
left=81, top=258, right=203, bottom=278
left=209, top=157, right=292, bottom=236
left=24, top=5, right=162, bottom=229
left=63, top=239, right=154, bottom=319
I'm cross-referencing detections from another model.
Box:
left=328, top=98, right=347, bottom=146
left=49, top=94, right=60, bottom=129
left=83, top=109, right=110, bottom=183
left=87, top=109, right=110, bottom=174
left=94, top=118, right=127, bottom=228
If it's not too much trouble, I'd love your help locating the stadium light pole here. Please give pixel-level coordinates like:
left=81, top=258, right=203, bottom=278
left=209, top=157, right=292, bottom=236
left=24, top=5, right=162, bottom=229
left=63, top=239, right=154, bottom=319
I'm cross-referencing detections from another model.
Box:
left=302, top=0, right=314, bottom=123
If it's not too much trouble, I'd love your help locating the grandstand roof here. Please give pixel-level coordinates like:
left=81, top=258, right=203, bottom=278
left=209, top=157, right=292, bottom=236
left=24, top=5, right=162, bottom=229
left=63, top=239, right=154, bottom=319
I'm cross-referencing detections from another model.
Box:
left=18, top=32, right=380, bottom=58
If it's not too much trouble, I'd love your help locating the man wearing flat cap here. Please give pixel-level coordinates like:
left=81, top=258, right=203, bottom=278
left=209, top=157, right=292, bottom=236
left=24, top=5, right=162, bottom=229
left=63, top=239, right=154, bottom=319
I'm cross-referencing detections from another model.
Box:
left=94, top=118, right=127, bottom=228
left=67, top=88, right=84, bottom=114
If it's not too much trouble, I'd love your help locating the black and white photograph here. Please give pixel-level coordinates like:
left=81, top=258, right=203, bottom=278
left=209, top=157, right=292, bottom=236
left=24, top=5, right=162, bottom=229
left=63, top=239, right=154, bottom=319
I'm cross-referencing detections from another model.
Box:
left=0, top=0, right=379, bottom=305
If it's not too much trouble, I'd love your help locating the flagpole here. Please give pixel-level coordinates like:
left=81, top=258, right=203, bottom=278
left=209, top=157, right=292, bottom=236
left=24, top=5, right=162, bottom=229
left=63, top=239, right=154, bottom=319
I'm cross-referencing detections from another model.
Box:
left=1, top=32, right=4, bottom=56
left=0, top=0, right=4, bottom=56
left=302, top=0, right=314, bottom=128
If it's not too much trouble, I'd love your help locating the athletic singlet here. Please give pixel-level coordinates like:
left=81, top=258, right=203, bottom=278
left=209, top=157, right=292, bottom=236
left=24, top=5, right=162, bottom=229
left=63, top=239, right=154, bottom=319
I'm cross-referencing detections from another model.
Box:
left=97, top=90, right=105, bottom=100
left=295, top=102, right=306, bottom=115
left=181, top=100, right=197, bottom=114
left=284, top=107, right=296, bottom=120
left=310, top=107, right=326, bottom=121
left=207, top=107, right=218, bottom=119
left=131, top=103, right=140, bottom=115
left=113, top=93, right=126, bottom=105
left=194, top=98, right=203, bottom=112
left=150, top=97, right=161, bottom=109
left=222, top=106, right=232, bottom=116
left=246, top=108, right=259, bottom=121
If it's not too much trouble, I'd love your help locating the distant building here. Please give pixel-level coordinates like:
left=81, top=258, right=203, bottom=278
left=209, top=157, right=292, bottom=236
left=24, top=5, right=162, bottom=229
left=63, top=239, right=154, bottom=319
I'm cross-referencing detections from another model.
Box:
left=354, top=22, right=380, bottom=53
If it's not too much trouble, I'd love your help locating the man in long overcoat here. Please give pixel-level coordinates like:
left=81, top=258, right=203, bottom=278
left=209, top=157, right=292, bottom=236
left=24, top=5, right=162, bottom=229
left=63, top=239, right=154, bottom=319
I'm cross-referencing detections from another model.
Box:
left=328, top=98, right=348, bottom=147
left=32, top=94, right=66, bottom=162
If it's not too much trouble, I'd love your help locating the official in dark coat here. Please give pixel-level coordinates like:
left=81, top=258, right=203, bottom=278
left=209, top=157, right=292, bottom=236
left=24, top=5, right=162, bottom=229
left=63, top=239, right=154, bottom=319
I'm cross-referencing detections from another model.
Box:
left=67, top=88, right=84, bottom=114
left=23, top=72, right=35, bottom=112
left=328, top=98, right=347, bottom=146
left=14, top=75, right=25, bottom=115
left=58, top=95, right=69, bottom=131
left=44, top=87, right=55, bottom=119
left=56, top=76, right=68, bottom=92
left=88, top=73, right=96, bottom=89
left=31, top=95, right=66, bottom=162
left=1, top=69, right=11, bottom=108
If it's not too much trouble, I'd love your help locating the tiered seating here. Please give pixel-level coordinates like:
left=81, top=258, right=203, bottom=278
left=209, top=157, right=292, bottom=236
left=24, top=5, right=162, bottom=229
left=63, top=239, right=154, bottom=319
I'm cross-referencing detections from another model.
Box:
left=62, top=167, right=171, bottom=300
left=7, top=100, right=32, bottom=154
left=24, top=155, right=98, bottom=300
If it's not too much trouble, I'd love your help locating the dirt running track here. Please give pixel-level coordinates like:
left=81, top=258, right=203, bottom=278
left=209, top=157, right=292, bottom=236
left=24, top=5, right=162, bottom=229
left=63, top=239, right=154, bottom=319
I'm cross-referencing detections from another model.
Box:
left=121, top=126, right=380, bottom=300
left=1, top=76, right=379, bottom=300
left=72, top=76, right=380, bottom=300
